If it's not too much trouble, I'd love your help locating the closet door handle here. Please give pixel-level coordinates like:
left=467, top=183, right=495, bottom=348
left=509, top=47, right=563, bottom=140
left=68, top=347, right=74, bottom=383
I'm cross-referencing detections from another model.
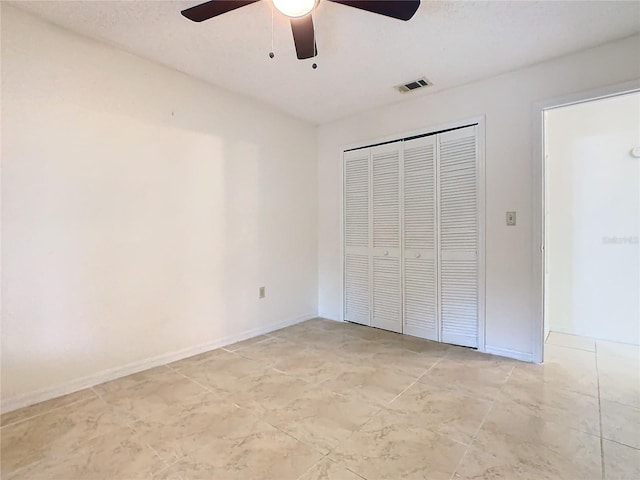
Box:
left=383, top=251, right=389, bottom=256
left=415, top=253, right=421, bottom=258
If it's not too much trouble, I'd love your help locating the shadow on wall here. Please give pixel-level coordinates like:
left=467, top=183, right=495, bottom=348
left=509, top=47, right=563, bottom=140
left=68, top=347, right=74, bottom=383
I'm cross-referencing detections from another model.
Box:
left=1, top=5, right=317, bottom=403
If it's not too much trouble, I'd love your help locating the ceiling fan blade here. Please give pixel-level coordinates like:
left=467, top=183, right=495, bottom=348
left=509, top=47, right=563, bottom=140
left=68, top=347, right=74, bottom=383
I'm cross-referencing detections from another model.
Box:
left=181, top=0, right=259, bottom=22
left=290, top=15, right=318, bottom=60
left=328, top=0, right=420, bottom=21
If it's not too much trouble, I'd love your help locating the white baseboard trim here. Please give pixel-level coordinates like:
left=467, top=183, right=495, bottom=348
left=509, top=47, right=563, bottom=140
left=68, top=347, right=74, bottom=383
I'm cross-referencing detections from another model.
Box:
left=1, top=312, right=316, bottom=414
left=484, top=345, right=535, bottom=363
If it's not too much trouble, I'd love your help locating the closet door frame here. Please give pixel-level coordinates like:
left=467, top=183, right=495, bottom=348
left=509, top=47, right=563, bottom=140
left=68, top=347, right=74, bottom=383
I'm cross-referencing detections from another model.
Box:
left=340, top=116, right=485, bottom=353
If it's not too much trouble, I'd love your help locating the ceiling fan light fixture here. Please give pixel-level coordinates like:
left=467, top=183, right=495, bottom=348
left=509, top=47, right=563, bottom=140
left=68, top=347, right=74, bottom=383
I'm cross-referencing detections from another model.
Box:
left=273, top=0, right=316, bottom=18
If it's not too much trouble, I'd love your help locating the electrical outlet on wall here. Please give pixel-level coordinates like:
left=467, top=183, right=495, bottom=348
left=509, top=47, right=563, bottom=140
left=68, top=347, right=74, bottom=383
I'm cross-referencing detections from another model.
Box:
left=506, top=211, right=517, bottom=226
left=259, top=286, right=265, bottom=299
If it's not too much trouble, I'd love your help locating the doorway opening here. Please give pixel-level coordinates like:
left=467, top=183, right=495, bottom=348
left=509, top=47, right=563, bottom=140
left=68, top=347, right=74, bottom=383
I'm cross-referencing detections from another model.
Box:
left=542, top=91, right=640, bottom=359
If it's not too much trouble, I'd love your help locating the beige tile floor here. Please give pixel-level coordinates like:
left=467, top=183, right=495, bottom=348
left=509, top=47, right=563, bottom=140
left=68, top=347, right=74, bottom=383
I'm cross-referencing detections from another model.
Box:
left=1, top=320, right=639, bottom=479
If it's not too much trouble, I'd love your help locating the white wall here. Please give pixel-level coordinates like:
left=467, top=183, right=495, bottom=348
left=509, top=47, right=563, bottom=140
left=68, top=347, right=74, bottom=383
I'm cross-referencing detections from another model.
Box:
left=1, top=5, right=318, bottom=410
left=318, top=34, right=640, bottom=361
left=545, top=93, right=640, bottom=344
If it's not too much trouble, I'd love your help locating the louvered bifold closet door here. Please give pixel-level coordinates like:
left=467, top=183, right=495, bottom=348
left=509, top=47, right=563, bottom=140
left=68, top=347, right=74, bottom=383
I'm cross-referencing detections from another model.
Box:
left=438, top=126, right=479, bottom=347
left=371, top=143, right=402, bottom=333
left=403, top=136, right=438, bottom=340
left=344, top=150, right=371, bottom=326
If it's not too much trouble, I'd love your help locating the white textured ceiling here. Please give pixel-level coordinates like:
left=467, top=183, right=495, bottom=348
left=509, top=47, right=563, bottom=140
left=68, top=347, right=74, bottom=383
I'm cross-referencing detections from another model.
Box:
left=9, top=0, right=640, bottom=124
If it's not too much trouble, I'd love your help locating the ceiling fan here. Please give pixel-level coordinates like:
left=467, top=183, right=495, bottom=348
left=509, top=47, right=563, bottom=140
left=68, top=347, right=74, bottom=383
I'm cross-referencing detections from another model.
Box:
left=181, top=0, right=421, bottom=60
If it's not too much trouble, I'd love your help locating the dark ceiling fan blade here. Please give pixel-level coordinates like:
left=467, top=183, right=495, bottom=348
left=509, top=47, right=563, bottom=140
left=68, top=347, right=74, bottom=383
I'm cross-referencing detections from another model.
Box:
left=290, top=15, right=318, bottom=60
left=327, top=0, right=420, bottom=21
left=181, top=0, right=260, bottom=22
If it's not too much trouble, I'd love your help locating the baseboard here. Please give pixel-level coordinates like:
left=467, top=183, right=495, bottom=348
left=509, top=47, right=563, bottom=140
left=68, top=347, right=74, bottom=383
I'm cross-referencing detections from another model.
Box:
left=484, top=345, right=535, bottom=363
left=1, top=312, right=316, bottom=414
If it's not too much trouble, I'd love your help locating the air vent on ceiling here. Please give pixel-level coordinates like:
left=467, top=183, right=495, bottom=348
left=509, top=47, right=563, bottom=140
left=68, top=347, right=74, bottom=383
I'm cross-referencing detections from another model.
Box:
left=396, top=77, right=432, bottom=93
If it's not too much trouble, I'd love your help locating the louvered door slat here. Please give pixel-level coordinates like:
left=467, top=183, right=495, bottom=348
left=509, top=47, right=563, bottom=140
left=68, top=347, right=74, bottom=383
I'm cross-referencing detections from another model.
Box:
left=371, top=143, right=402, bottom=333
left=402, top=136, right=437, bottom=340
left=404, top=258, right=437, bottom=338
left=439, top=126, right=478, bottom=347
left=344, top=151, right=371, bottom=326
left=373, top=256, right=401, bottom=333
left=373, top=150, right=400, bottom=248
left=345, top=254, right=370, bottom=325
left=345, top=154, right=370, bottom=249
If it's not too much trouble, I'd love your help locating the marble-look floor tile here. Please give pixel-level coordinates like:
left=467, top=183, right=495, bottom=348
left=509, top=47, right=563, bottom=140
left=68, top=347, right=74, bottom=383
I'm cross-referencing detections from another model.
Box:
left=598, top=354, right=640, bottom=408
left=320, top=365, right=417, bottom=407
left=1, top=396, right=131, bottom=474
left=601, top=399, right=640, bottom=449
left=330, top=409, right=467, bottom=480
left=454, top=416, right=602, bottom=480
left=342, top=325, right=400, bottom=342
left=544, top=344, right=597, bottom=369
left=4, top=321, right=640, bottom=480
left=373, top=334, right=451, bottom=356
left=153, top=466, right=185, bottom=480
left=388, top=381, right=492, bottom=445
left=133, top=394, right=261, bottom=462
left=169, top=350, right=268, bottom=395
left=370, top=348, right=440, bottom=377
left=603, top=438, right=640, bottom=480
left=498, top=373, right=600, bottom=436
left=233, top=337, right=309, bottom=363
left=5, top=426, right=166, bottom=480
left=95, top=368, right=209, bottom=421
left=0, top=389, right=98, bottom=428
left=514, top=354, right=599, bottom=398
left=166, top=348, right=229, bottom=371
left=302, top=318, right=353, bottom=332
left=480, top=398, right=602, bottom=464
left=224, top=335, right=271, bottom=352
left=93, top=366, right=178, bottom=396
left=298, top=457, right=365, bottom=480
left=273, top=326, right=361, bottom=346
left=264, top=387, right=380, bottom=455
left=445, top=346, right=517, bottom=366
left=273, top=349, right=347, bottom=384
left=418, top=357, right=513, bottom=401
left=546, top=331, right=596, bottom=351
left=161, top=421, right=322, bottom=480
left=597, top=340, right=640, bottom=361
left=229, top=368, right=314, bottom=414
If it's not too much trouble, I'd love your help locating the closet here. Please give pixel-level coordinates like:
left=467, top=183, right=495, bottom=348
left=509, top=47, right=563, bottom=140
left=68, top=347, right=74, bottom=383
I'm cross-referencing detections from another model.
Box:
left=343, top=124, right=481, bottom=348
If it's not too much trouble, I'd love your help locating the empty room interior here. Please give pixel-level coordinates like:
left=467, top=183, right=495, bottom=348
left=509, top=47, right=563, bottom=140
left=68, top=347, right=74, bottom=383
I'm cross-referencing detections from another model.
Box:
left=1, top=1, right=639, bottom=479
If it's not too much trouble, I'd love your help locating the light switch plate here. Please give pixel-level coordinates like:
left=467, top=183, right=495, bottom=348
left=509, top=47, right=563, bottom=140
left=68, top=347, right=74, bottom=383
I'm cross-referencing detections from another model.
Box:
left=259, top=286, right=265, bottom=299
left=506, top=211, right=516, bottom=226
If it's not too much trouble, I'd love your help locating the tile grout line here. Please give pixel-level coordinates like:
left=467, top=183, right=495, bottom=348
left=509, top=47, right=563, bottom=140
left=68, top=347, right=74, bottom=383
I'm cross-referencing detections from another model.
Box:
left=448, top=364, right=515, bottom=480
left=294, top=458, right=325, bottom=480
left=0, top=389, right=102, bottom=430
left=594, top=342, right=606, bottom=480
left=90, top=386, right=105, bottom=400
left=388, top=355, right=447, bottom=406
left=603, top=437, right=640, bottom=451
left=166, top=365, right=221, bottom=396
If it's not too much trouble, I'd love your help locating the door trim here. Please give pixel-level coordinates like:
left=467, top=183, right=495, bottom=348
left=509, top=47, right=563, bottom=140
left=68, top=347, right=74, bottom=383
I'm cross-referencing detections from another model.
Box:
left=531, top=79, right=640, bottom=364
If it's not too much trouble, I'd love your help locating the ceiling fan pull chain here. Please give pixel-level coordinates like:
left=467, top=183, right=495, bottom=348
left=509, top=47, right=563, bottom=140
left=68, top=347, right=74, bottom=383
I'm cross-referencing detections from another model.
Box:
left=269, top=0, right=275, bottom=59
left=312, top=1, right=318, bottom=69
